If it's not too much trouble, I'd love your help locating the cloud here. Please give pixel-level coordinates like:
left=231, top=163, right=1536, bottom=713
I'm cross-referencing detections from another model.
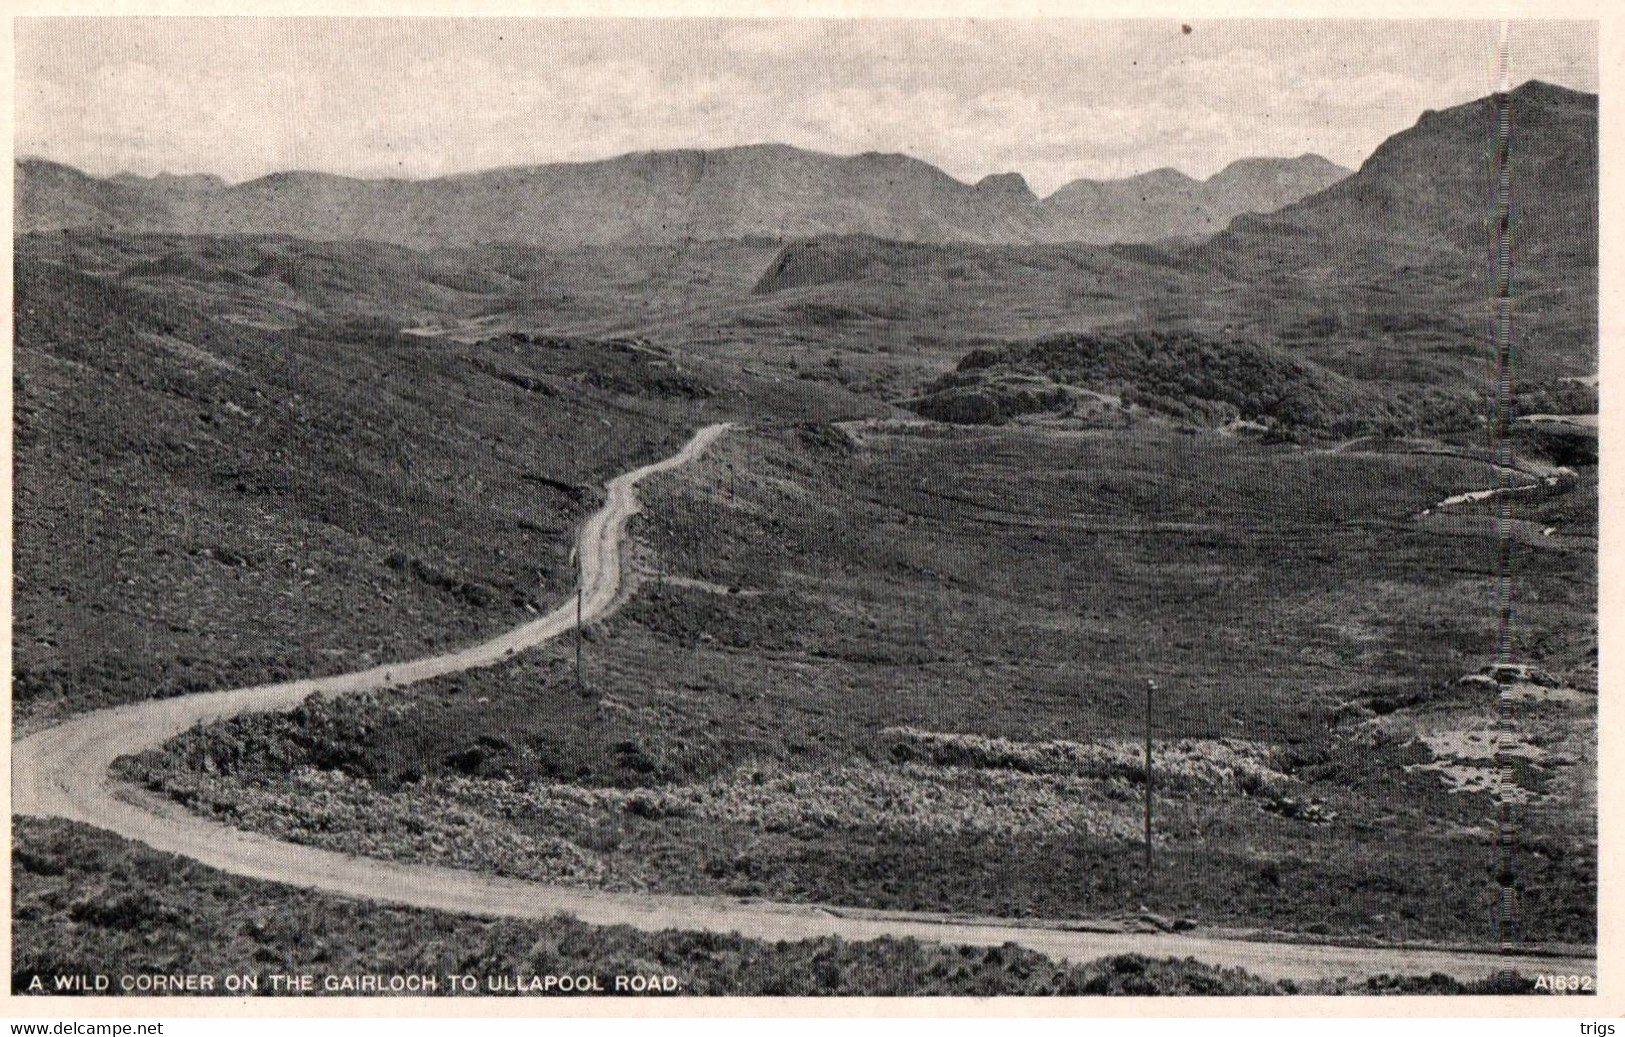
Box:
left=15, top=18, right=1598, bottom=194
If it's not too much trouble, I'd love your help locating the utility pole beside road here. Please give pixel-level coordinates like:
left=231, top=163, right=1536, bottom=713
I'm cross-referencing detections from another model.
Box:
left=572, top=544, right=583, bottom=694
left=1144, top=678, right=1156, bottom=894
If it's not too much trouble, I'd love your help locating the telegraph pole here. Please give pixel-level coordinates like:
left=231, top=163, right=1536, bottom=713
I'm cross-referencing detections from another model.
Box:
left=572, top=545, right=583, bottom=694
left=1144, top=678, right=1156, bottom=894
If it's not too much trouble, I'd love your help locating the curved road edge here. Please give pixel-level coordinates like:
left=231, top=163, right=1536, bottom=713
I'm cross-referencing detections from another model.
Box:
left=11, top=420, right=1596, bottom=985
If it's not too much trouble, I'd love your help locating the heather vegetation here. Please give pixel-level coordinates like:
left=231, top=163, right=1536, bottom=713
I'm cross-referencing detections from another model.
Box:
left=13, top=77, right=1599, bottom=993
left=12, top=819, right=1546, bottom=996
left=11, top=250, right=871, bottom=730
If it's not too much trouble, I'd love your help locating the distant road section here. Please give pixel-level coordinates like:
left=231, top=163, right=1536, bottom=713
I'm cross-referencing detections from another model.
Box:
left=11, top=420, right=1595, bottom=985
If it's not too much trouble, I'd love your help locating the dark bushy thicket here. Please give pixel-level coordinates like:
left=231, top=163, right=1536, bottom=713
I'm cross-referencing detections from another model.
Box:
left=916, top=330, right=1484, bottom=438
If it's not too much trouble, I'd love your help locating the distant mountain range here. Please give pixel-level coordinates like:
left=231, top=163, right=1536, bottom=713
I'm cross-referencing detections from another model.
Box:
left=15, top=80, right=1594, bottom=379
left=16, top=145, right=1348, bottom=249
left=750, top=81, right=1597, bottom=382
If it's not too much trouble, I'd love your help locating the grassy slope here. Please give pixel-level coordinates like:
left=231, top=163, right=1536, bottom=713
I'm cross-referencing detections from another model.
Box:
left=20, top=232, right=789, bottom=337
left=118, top=423, right=1596, bottom=945
left=11, top=246, right=876, bottom=728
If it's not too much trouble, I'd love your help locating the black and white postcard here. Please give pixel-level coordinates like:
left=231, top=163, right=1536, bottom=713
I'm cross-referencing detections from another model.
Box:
left=4, top=7, right=1609, bottom=1014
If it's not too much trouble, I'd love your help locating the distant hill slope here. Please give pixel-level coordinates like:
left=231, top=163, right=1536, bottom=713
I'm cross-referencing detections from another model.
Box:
left=15, top=159, right=176, bottom=233
left=16, top=145, right=1344, bottom=249
left=753, top=82, right=1597, bottom=384
left=739, top=233, right=1204, bottom=357
left=1040, top=154, right=1350, bottom=244
left=11, top=240, right=871, bottom=724
left=1208, top=80, right=1595, bottom=271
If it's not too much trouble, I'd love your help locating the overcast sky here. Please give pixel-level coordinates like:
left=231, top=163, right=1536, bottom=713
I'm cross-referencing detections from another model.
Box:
left=16, top=18, right=1598, bottom=196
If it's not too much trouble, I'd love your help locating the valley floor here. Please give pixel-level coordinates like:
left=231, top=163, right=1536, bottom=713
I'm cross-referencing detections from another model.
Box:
left=108, top=421, right=1597, bottom=952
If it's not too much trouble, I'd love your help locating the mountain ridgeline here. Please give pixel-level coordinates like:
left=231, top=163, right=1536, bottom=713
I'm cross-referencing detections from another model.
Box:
left=756, top=80, right=1599, bottom=384
left=1041, top=154, right=1350, bottom=245
left=17, top=145, right=1347, bottom=249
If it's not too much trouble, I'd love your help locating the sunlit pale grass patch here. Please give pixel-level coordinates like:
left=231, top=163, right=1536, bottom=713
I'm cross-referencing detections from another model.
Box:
left=123, top=723, right=1307, bottom=890
left=445, top=762, right=1147, bottom=841
left=881, top=727, right=1291, bottom=796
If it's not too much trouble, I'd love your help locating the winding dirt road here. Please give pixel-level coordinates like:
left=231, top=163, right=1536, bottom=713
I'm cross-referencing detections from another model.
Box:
left=12, top=422, right=1596, bottom=985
